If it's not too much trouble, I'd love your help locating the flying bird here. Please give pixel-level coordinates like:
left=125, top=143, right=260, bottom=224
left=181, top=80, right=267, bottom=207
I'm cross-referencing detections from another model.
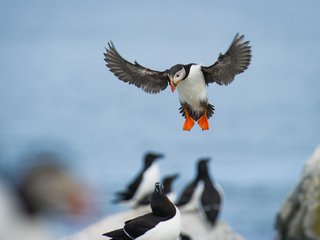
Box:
left=113, top=152, right=163, bottom=206
left=103, top=182, right=181, bottom=240
left=176, top=158, right=223, bottom=226
left=104, top=33, right=251, bottom=131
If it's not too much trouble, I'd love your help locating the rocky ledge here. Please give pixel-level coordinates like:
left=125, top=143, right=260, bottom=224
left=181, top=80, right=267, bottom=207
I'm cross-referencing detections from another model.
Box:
left=275, top=146, right=320, bottom=240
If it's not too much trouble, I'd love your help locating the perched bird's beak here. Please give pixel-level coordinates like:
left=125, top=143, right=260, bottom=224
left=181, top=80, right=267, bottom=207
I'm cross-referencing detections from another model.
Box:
left=169, top=78, right=177, bottom=93
left=155, top=182, right=164, bottom=193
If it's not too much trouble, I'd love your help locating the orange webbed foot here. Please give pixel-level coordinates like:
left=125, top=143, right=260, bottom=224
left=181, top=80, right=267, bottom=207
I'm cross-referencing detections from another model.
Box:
left=183, top=111, right=195, bottom=131
left=198, top=112, right=209, bottom=131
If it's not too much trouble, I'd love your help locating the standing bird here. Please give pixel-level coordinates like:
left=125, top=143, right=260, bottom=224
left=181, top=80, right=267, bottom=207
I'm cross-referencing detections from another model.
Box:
left=176, top=159, right=223, bottom=226
left=103, top=182, right=181, bottom=240
left=113, top=152, right=163, bottom=206
left=104, top=33, right=251, bottom=131
left=137, top=173, right=179, bottom=206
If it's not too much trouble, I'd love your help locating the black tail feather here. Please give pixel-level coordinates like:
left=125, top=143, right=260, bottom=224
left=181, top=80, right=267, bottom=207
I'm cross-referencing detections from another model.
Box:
left=102, top=229, right=131, bottom=240
left=179, top=102, right=215, bottom=120
left=206, top=103, right=215, bottom=119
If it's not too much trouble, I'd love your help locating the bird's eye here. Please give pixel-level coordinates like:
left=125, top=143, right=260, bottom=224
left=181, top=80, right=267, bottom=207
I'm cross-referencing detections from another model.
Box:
left=176, top=74, right=180, bottom=78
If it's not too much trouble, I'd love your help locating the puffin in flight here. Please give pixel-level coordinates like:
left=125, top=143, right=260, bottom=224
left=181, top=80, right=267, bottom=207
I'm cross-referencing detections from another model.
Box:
left=104, top=33, right=251, bottom=131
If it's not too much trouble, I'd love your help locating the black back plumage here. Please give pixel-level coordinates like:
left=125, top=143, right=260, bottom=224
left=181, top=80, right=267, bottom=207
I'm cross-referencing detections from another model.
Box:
left=176, top=159, right=222, bottom=226
left=113, top=152, right=163, bottom=204
left=176, top=181, right=198, bottom=207
left=176, top=159, right=208, bottom=207
left=103, top=182, right=177, bottom=240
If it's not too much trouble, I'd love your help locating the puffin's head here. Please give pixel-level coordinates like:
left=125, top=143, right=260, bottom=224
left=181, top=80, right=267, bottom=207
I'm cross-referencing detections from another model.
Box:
left=168, top=64, right=186, bottom=92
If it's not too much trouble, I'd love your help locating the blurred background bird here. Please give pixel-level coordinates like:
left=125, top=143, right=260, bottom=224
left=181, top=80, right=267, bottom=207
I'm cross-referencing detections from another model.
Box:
left=112, top=152, right=163, bottom=207
left=176, top=158, right=223, bottom=226
left=0, top=152, right=92, bottom=240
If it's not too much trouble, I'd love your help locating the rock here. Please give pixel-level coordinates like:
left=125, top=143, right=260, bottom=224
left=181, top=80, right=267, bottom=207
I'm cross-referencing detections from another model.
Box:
left=62, top=206, right=245, bottom=240
left=275, top=146, right=320, bottom=240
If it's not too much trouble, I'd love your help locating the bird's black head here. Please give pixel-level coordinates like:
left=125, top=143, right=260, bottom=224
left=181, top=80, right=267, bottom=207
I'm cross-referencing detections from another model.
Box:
left=168, top=64, right=187, bottom=88
left=196, top=158, right=211, bottom=180
left=163, top=174, right=179, bottom=194
left=151, top=182, right=176, bottom=217
left=167, top=64, right=195, bottom=93
left=155, top=182, right=164, bottom=193
left=144, top=152, right=163, bottom=168
left=168, top=64, right=184, bottom=78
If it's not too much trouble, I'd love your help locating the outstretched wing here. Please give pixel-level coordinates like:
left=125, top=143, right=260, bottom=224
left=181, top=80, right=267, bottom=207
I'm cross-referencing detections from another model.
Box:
left=104, top=42, right=170, bottom=94
left=202, top=33, right=251, bottom=85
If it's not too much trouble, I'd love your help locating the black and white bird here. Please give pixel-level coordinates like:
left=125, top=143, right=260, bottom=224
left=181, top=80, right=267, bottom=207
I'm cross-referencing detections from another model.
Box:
left=104, top=33, right=251, bottom=131
left=113, top=152, right=163, bottom=206
left=176, top=158, right=223, bottom=226
left=103, top=182, right=181, bottom=240
left=137, top=173, right=179, bottom=206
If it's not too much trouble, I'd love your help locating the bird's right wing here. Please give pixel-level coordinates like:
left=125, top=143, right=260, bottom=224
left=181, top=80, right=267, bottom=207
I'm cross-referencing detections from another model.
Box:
left=113, top=173, right=143, bottom=203
left=200, top=181, right=222, bottom=225
left=104, top=42, right=170, bottom=94
left=126, top=173, right=143, bottom=195
left=176, top=181, right=197, bottom=207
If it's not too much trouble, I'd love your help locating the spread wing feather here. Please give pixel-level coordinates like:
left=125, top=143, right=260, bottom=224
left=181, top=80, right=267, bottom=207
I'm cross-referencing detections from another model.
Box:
left=104, top=42, right=169, bottom=94
left=202, top=33, right=251, bottom=85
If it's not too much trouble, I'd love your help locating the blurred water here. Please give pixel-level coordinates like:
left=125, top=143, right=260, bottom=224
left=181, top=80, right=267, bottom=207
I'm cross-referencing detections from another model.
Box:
left=1, top=1, right=320, bottom=239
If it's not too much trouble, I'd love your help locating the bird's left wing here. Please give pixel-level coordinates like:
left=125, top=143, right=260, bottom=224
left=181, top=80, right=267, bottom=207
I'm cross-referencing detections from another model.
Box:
left=202, top=33, right=251, bottom=86
left=104, top=42, right=170, bottom=94
left=124, top=213, right=163, bottom=238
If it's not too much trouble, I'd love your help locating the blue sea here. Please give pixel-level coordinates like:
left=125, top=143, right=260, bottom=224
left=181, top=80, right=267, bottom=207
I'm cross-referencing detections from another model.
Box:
left=0, top=1, right=319, bottom=239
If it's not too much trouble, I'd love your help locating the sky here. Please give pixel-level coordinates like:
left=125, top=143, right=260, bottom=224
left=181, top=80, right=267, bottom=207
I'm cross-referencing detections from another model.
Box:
left=0, top=1, right=320, bottom=239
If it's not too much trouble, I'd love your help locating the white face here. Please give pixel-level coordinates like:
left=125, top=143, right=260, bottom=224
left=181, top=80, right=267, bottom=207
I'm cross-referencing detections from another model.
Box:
left=172, top=68, right=186, bottom=85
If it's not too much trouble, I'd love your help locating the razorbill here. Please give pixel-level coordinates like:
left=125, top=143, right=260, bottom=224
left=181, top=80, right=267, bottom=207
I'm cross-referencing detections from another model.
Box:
left=113, top=152, right=163, bottom=206
left=103, top=182, right=181, bottom=240
left=104, top=33, right=251, bottom=131
left=176, top=158, right=223, bottom=226
left=137, top=173, right=179, bottom=206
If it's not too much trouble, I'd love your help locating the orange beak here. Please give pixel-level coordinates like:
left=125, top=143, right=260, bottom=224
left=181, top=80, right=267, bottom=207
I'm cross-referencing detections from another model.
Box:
left=170, top=80, right=176, bottom=93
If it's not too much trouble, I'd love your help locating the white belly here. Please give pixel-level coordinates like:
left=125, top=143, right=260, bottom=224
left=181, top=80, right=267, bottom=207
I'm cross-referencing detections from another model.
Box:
left=179, top=181, right=204, bottom=213
left=176, top=65, right=208, bottom=112
left=133, top=164, right=160, bottom=203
